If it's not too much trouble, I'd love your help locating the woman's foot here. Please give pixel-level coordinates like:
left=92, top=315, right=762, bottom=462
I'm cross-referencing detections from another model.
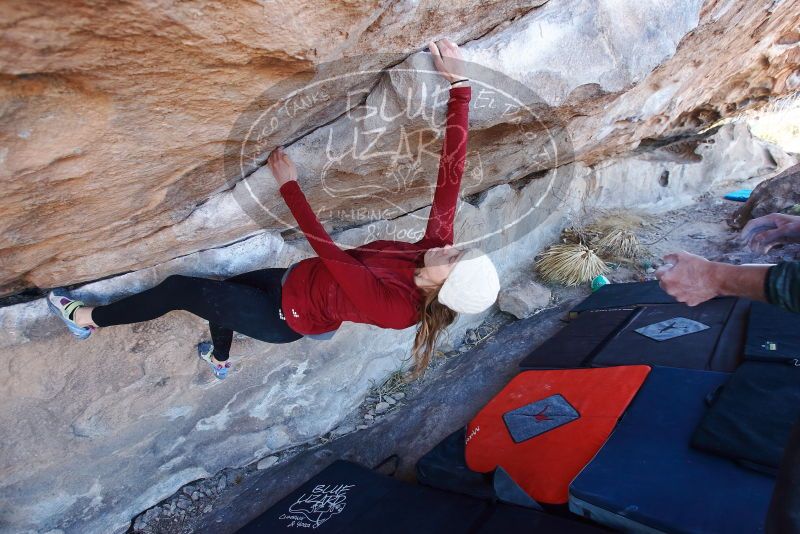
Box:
left=47, top=289, right=95, bottom=340
left=197, top=342, right=231, bottom=380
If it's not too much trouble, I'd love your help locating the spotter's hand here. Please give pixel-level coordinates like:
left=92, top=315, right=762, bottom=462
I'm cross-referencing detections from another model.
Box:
left=740, top=212, right=800, bottom=255
left=655, top=251, right=720, bottom=306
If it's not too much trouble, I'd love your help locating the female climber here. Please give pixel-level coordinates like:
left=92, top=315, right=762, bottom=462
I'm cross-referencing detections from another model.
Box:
left=47, top=38, right=500, bottom=380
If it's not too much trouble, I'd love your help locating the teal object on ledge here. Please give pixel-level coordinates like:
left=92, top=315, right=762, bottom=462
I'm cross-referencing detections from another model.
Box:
left=591, top=275, right=610, bottom=292
left=724, top=189, right=752, bottom=202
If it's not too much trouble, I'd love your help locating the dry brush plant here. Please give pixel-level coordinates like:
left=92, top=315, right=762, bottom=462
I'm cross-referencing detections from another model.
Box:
left=580, top=211, right=644, bottom=262
left=561, top=225, right=591, bottom=245
left=536, top=243, right=609, bottom=286
left=535, top=211, right=647, bottom=286
left=594, top=227, right=641, bottom=260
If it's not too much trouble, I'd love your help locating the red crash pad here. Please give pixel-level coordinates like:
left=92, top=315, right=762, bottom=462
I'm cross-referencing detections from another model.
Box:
left=465, top=366, right=650, bottom=504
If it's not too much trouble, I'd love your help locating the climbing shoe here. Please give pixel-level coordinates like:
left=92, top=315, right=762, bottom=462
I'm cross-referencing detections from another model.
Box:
left=197, top=341, right=231, bottom=380
left=47, top=289, right=94, bottom=340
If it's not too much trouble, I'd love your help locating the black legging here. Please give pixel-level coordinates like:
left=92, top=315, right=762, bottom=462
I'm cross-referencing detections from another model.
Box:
left=91, top=269, right=302, bottom=360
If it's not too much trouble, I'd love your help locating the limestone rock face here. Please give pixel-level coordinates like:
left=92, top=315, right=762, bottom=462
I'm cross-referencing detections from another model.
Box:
left=0, top=0, right=540, bottom=297
left=1, top=0, right=798, bottom=296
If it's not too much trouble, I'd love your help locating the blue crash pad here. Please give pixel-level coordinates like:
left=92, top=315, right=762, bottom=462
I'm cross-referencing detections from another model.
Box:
left=569, top=366, right=775, bottom=534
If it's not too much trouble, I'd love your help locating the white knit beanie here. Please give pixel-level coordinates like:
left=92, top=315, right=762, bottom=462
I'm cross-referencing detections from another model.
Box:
left=438, top=248, right=500, bottom=314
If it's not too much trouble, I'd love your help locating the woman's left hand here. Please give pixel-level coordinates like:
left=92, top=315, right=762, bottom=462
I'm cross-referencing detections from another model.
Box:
left=267, top=146, right=298, bottom=187
left=428, top=39, right=466, bottom=84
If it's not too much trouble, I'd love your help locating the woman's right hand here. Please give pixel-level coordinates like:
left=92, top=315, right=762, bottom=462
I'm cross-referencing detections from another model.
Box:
left=428, top=39, right=466, bottom=84
left=267, top=146, right=298, bottom=187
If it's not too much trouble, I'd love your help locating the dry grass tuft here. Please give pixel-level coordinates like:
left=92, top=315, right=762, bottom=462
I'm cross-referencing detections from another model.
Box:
left=536, top=243, right=609, bottom=286
left=541, top=211, right=645, bottom=286
left=562, top=211, right=644, bottom=262
left=594, top=227, right=642, bottom=260
left=561, top=226, right=590, bottom=245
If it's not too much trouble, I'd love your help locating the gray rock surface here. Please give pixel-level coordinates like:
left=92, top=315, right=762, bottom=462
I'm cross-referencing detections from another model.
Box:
left=255, top=457, right=278, bottom=471
left=0, top=123, right=794, bottom=534
left=498, top=278, right=553, bottom=319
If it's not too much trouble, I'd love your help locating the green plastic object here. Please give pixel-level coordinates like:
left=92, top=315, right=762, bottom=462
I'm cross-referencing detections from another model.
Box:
left=591, top=275, right=610, bottom=292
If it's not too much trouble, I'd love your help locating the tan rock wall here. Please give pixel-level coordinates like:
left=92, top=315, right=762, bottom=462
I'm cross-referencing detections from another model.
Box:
left=0, top=0, right=538, bottom=296
left=1, top=0, right=798, bottom=297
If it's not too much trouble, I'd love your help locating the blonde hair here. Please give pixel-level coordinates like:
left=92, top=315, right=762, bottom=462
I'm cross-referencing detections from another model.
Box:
left=410, top=285, right=457, bottom=378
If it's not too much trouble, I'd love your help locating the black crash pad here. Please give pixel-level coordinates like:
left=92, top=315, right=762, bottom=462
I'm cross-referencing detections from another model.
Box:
left=692, top=361, right=800, bottom=473
left=570, top=281, right=676, bottom=315
left=416, top=427, right=545, bottom=510
left=240, top=460, right=602, bottom=533
left=238, top=460, right=485, bottom=533
left=415, top=428, right=496, bottom=501
left=591, top=298, right=742, bottom=371
left=519, top=309, right=635, bottom=369
left=473, top=503, right=602, bottom=533
left=745, top=300, right=800, bottom=364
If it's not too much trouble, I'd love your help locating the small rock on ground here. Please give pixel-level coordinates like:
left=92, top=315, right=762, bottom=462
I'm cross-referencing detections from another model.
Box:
left=498, top=278, right=552, bottom=319
left=256, top=456, right=279, bottom=470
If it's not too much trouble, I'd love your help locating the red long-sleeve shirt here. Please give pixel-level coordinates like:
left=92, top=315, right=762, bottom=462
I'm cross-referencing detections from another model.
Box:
left=279, top=86, right=471, bottom=335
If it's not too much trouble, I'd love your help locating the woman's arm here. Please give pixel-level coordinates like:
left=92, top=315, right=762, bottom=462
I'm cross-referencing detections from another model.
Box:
left=420, top=87, right=471, bottom=246
left=269, top=148, right=416, bottom=326
left=419, top=39, right=471, bottom=247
